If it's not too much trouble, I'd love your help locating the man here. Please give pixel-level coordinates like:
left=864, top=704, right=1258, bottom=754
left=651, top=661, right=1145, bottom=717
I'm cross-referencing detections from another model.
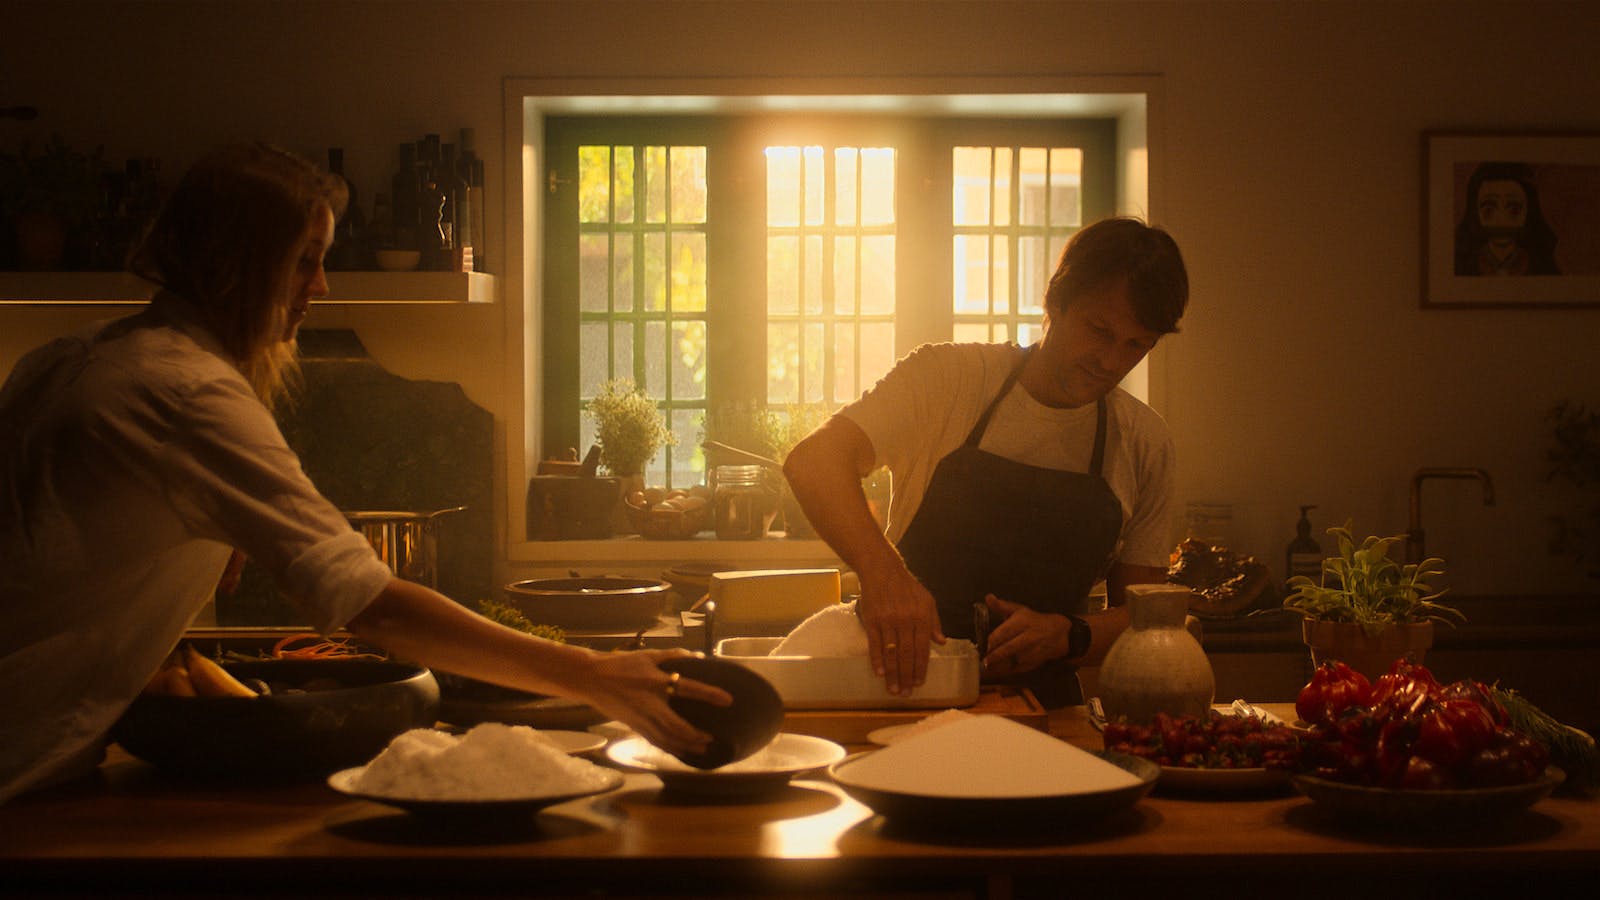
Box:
left=783, top=217, right=1189, bottom=707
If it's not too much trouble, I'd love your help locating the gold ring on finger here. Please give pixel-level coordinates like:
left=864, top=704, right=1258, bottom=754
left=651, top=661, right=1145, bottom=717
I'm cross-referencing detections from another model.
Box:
left=665, top=671, right=681, bottom=697
left=883, top=642, right=897, bottom=651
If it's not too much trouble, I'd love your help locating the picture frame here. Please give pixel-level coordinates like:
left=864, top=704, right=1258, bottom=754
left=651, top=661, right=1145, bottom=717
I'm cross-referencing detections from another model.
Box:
left=1422, top=131, right=1600, bottom=309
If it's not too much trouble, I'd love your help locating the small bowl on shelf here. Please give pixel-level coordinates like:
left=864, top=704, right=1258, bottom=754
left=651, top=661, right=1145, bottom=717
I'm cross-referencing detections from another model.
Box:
left=374, top=249, right=422, bottom=272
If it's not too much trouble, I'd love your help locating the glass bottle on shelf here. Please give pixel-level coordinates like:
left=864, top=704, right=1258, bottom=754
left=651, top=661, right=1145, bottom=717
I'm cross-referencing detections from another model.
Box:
left=389, top=141, right=419, bottom=253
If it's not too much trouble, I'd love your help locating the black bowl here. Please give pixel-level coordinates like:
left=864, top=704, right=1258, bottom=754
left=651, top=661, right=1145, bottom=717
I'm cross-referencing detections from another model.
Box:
left=113, top=658, right=439, bottom=781
left=659, top=657, right=784, bottom=770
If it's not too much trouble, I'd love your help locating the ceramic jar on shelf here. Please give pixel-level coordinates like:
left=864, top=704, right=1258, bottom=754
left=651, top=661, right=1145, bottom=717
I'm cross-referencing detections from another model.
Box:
left=1095, top=583, right=1215, bottom=724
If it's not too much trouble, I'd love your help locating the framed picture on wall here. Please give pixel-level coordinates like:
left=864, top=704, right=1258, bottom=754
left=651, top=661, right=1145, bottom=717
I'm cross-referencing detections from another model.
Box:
left=1423, top=131, right=1600, bottom=309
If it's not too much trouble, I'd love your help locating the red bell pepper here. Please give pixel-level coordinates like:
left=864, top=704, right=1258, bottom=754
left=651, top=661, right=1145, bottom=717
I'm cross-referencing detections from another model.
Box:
left=1295, top=660, right=1374, bottom=728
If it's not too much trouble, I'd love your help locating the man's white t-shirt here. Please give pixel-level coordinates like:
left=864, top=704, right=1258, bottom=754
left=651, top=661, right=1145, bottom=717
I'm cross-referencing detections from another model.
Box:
left=0, top=293, right=393, bottom=801
left=838, top=341, right=1177, bottom=569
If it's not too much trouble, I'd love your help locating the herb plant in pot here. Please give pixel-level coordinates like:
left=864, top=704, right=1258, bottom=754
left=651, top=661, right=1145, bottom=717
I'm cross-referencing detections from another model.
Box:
left=587, top=378, right=676, bottom=532
left=1283, top=522, right=1464, bottom=681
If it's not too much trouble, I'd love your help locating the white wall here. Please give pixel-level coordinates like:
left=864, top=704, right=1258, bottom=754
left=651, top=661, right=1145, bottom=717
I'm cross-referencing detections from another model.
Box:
left=7, top=0, right=1599, bottom=595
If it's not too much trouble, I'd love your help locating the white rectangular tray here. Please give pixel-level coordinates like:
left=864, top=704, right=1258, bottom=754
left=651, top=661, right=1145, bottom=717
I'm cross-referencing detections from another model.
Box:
left=716, top=637, right=980, bottom=710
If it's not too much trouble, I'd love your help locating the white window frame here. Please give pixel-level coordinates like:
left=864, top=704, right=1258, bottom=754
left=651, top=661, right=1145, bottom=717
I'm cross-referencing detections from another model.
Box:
left=502, top=76, right=1164, bottom=572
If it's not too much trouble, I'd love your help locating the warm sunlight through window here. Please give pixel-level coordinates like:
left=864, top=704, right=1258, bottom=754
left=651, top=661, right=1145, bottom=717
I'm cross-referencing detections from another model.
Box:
left=577, top=144, right=708, bottom=485
left=952, top=145, right=1083, bottom=345
left=765, top=146, right=897, bottom=409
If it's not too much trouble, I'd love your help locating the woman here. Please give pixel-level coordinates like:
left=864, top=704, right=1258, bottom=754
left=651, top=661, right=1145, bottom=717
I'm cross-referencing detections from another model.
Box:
left=0, top=144, right=725, bottom=803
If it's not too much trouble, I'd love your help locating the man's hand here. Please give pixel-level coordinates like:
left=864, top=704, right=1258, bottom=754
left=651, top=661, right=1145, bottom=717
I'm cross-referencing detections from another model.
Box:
left=856, top=562, right=945, bottom=695
left=980, top=593, right=1073, bottom=677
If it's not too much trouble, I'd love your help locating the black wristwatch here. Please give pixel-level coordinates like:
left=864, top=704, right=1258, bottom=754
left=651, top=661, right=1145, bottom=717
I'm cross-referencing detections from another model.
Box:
left=1066, top=614, right=1092, bottom=659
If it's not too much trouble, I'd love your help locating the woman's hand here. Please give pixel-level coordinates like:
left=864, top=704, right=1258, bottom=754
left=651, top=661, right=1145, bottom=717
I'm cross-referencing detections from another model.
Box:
left=576, top=649, right=732, bottom=758
left=980, top=594, right=1072, bottom=677
left=856, top=561, right=945, bottom=695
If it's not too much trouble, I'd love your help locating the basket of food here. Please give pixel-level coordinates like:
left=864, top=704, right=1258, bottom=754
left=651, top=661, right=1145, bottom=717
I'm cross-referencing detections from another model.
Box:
left=624, top=486, right=711, bottom=539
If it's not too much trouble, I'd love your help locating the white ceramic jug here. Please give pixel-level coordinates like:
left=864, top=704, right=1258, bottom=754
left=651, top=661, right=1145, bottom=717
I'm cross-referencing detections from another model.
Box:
left=1096, top=584, right=1215, bottom=724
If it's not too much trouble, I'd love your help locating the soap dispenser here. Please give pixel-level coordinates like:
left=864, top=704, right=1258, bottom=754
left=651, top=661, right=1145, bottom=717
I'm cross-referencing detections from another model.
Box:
left=1286, top=505, right=1323, bottom=586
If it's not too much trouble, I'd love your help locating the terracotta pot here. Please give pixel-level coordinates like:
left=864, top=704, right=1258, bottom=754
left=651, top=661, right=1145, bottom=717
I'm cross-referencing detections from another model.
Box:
left=1302, top=619, right=1434, bottom=681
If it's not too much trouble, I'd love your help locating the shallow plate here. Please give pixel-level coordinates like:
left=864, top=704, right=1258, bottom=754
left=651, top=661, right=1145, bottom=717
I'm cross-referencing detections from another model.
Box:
left=327, top=766, right=623, bottom=821
left=605, top=733, right=845, bottom=798
left=536, top=730, right=608, bottom=756
left=830, top=750, right=1158, bottom=830
left=1158, top=765, right=1292, bottom=795
left=1290, top=767, right=1565, bottom=827
left=866, top=724, right=913, bottom=747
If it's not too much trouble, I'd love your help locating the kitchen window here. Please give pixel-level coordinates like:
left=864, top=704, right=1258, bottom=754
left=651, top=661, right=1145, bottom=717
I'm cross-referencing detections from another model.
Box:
left=540, top=115, right=1117, bottom=489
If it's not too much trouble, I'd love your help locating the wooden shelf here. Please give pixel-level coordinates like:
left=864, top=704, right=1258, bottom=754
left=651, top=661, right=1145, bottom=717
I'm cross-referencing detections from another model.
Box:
left=0, top=271, right=496, bottom=305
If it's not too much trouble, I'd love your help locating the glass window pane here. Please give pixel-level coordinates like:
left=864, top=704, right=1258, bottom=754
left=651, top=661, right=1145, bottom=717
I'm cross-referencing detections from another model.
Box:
left=766, top=146, right=800, bottom=228
left=993, top=238, right=1010, bottom=315
left=669, top=409, right=704, bottom=489
left=1017, top=321, right=1045, bottom=346
left=612, top=235, right=634, bottom=313
left=804, top=234, right=823, bottom=316
left=859, top=321, right=894, bottom=395
left=644, top=320, right=665, bottom=396
left=994, top=147, right=1013, bottom=227
left=952, top=234, right=987, bottom=315
left=1019, top=235, right=1047, bottom=313
left=767, top=235, right=798, bottom=315
left=835, top=148, right=858, bottom=227
left=614, top=323, right=634, bottom=383
left=951, top=146, right=989, bottom=227
left=671, top=146, right=706, bottom=223
left=580, top=321, right=610, bottom=396
left=579, top=233, right=609, bottom=312
left=614, top=146, right=634, bottom=224
left=860, top=234, right=894, bottom=315
left=833, top=235, right=856, bottom=315
left=833, top=321, right=856, bottom=402
left=860, top=148, right=895, bottom=226
left=645, top=146, right=667, bottom=224
left=672, top=233, right=706, bottom=313
left=1050, top=147, right=1083, bottom=227
left=1019, top=147, right=1048, bottom=227
left=767, top=321, right=799, bottom=404
left=804, top=146, right=824, bottom=227
left=803, top=322, right=825, bottom=404
left=672, top=320, right=707, bottom=400
left=578, top=146, right=610, bottom=223
left=643, top=232, right=666, bottom=311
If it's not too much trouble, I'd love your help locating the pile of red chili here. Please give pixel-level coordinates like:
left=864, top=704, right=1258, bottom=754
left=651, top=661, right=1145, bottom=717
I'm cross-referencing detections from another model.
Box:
left=1297, top=659, right=1548, bottom=789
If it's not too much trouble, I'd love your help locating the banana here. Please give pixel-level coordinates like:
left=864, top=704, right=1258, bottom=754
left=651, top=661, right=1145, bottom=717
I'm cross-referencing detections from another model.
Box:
left=181, top=644, right=259, bottom=698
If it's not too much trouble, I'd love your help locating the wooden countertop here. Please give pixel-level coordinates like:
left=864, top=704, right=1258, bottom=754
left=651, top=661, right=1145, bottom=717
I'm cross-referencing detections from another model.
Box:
left=4, top=704, right=1598, bottom=899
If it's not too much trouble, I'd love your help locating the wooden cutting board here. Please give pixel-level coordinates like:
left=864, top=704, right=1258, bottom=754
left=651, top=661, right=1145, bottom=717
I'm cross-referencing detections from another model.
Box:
left=778, top=685, right=1046, bottom=746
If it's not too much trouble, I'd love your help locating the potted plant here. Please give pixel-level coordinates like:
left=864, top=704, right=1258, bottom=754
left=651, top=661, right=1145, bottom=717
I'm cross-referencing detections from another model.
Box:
left=587, top=378, right=676, bottom=531
left=1282, top=522, right=1464, bottom=680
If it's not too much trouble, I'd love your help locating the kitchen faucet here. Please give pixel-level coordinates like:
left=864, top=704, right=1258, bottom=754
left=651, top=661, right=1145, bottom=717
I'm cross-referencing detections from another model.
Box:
left=1407, top=467, right=1495, bottom=564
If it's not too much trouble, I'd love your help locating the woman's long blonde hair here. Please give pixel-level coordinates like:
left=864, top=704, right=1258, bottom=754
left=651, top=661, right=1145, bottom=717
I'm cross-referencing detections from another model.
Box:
left=128, top=143, right=347, bottom=409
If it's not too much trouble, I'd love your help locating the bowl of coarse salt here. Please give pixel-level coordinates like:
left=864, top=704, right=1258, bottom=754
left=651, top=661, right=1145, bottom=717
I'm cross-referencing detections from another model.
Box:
left=328, top=722, right=622, bottom=821
left=829, top=714, right=1157, bottom=831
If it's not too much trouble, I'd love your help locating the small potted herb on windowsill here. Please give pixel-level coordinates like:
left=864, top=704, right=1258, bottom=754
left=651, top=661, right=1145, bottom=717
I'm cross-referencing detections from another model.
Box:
left=1283, top=522, right=1464, bottom=680
left=587, top=378, right=676, bottom=533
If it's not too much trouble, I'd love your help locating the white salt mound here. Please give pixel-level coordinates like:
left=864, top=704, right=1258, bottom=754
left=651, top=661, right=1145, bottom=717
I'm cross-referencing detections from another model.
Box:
left=887, top=708, right=975, bottom=744
left=770, top=603, right=974, bottom=660
left=353, top=723, right=615, bottom=800
left=837, top=715, right=1142, bottom=798
left=771, top=603, right=868, bottom=657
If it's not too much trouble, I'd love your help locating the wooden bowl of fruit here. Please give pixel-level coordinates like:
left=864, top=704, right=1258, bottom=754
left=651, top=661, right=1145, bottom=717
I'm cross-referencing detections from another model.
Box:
left=624, top=486, right=712, bottom=539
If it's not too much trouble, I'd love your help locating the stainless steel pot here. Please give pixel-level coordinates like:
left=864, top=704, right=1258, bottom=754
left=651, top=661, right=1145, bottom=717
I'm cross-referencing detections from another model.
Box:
left=345, top=506, right=466, bottom=588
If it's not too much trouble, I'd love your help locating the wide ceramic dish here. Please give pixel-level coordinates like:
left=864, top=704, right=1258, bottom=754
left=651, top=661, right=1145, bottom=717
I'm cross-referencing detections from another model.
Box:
left=605, top=733, right=845, bottom=798
left=1158, top=765, right=1292, bottom=795
left=717, top=636, right=979, bottom=710
left=327, top=766, right=622, bottom=821
left=830, top=750, right=1158, bottom=829
left=1290, top=767, right=1565, bottom=826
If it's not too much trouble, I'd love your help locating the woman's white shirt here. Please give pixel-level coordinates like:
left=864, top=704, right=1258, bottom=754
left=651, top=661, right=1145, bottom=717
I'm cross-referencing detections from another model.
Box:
left=0, top=293, right=392, bottom=801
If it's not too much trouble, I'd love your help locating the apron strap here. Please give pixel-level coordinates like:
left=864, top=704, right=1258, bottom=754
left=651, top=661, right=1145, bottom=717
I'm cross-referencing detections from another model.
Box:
left=1089, top=396, right=1108, bottom=477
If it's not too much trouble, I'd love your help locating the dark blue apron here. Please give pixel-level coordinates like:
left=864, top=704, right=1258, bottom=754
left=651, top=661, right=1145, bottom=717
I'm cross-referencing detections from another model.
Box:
left=895, top=345, right=1123, bottom=708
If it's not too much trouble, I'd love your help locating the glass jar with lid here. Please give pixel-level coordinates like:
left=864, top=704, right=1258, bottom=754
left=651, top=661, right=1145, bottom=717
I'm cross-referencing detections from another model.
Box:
left=712, top=464, right=780, bottom=540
